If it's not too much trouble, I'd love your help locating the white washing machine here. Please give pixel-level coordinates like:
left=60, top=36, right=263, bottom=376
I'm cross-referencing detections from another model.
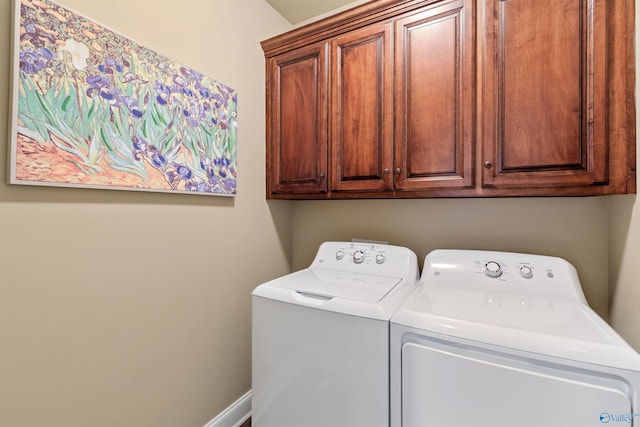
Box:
left=252, top=241, right=419, bottom=427
left=390, top=249, right=640, bottom=427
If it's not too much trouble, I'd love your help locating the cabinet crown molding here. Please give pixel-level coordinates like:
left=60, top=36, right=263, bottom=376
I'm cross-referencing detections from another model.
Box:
left=261, top=0, right=443, bottom=56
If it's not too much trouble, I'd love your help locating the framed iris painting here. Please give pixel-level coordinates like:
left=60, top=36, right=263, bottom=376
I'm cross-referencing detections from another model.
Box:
left=9, top=0, right=238, bottom=196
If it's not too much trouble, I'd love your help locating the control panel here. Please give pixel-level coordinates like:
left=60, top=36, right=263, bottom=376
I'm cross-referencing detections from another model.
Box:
left=422, top=249, right=587, bottom=303
left=311, top=241, right=418, bottom=280
left=480, top=259, right=535, bottom=280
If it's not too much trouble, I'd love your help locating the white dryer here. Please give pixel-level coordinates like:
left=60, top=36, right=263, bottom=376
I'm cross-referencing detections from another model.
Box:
left=253, top=241, right=419, bottom=427
left=390, top=249, right=640, bottom=427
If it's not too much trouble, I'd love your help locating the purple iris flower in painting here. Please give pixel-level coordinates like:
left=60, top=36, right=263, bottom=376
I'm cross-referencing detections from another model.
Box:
left=201, top=156, right=234, bottom=186
left=151, top=152, right=167, bottom=167
left=208, top=175, right=221, bottom=188
left=41, top=47, right=55, bottom=60
left=207, top=174, right=236, bottom=194
left=116, top=95, right=144, bottom=118
left=184, top=180, right=206, bottom=192
left=200, top=157, right=217, bottom=181
left=176, top=165, right=193, bottom=180
left=186, top=115, right=199, bottom=127
left=200, top=157, right=212, bottom=170
left=87, top=74, right=143, bottom=116
left=19, top=47, right=54, bottom=74
left=215, top=156, right=232, bottom=178
left=217, top=112, right=229, bottom=130
left=214, top=157, right=231, bottom=167
left=132, top=136, right=147, bottom=151
left=212, top=93, right=227, bottom=110
left=166, top=164, right=194, bottom=188
left=86, top=75, right=111, bottom=97
left=223, top=178, right=237, bottom=194
left=98, top=57, right=124, bottom=74
left=99, top=89, right=116, bottom=100
left=173, top=74, right=188, bottom=88
left=132, top=137, right=165, bottom=166
left=154, top=82, right=172, bottom=105
left=132, top=137, right=149, bottom=161
left=180, top=66, right=202, bottom=81
left=199, top=87, right=213, bottom=99
left=23, top=22, right=37, bottom=35
left=120, top=96, right=142, bottom=117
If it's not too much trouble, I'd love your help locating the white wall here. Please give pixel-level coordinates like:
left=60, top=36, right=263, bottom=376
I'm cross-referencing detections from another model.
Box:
left=0, top=1, right=291, bottom=426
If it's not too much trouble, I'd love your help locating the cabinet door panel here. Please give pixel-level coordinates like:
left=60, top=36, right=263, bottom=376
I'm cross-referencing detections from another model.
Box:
left=268, top=43, right=328, bottom=195
left=482, top=0, right=607, bottom=188
left=395, top=0, right=474, bottom=191
left=331, top=23, right=393, bottom=192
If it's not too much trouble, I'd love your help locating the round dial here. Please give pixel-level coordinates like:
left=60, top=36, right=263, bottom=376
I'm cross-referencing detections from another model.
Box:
left=353, top=250, right=366, bottom=264
left=335, top=250, right=344, bottom=260
left=375, top=254, right=385, bottom=264
left=484, top=261, right=503, bottom=278
left=520, top=265, right=533, bottom=279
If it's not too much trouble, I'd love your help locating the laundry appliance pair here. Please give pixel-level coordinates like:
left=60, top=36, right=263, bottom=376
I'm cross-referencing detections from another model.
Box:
left=252, top=242, right=640, bottom=427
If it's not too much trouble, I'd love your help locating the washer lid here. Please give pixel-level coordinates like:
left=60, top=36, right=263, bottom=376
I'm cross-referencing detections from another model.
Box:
left=269, top=267, right=403, bottom=303
left=391, top=285, right=640, bottom=371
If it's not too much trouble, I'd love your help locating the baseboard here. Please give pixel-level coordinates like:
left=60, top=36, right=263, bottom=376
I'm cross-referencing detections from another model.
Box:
left=203, top=390, right=251, bottom=427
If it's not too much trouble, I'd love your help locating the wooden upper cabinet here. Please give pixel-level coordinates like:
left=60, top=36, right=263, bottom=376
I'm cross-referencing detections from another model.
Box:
left=481, top=0, right=607, bottom=188
left=394, top=0, right=474, bottom=191
left=331, top=23, right=393, bottom=192
left=266, top=42, right=328, bottom=196
left=261, top=0, right=634, bottom=199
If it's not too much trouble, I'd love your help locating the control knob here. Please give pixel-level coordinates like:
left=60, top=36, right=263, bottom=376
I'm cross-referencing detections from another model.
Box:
left=520, top=265, right=533, bottom=279
left=484, top=261, right=503, bottom=278
left=335, top=250, right=344, bottom=260
left=353, top=250, right=366, bottom=264
left=375, top=254, right=385, bottom=264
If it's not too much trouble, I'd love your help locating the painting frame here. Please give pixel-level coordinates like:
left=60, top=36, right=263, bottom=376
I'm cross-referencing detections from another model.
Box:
left=8, top=0, right=238, bottom=197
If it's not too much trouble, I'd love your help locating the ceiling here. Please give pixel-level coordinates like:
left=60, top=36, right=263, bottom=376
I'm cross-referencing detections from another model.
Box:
left=265, top=0, right=363, bottom=24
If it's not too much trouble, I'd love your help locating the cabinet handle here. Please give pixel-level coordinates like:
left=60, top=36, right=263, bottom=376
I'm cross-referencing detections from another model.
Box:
left=395, top=168, right=401, bottom=174
left=383, top=168, right=390, bottom=175
left=319, top=172, right=325, bottom=179
left=484, top=162, right=493, bottom=169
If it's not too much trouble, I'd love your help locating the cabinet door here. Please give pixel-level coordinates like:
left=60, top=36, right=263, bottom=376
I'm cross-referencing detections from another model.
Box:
left=394, top=0, right=474, bottom=191
left=331, top=23, right=393, bottom=192
left=267, top=43, right=328, bottom=196
left=481, top=0, right=607, bottom=188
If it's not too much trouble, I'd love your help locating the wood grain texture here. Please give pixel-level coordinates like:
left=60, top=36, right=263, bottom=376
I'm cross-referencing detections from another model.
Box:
left=262, top=0, right=635, bottom=199
left=394, top=0, right=474, bottom=191
left=331, top=23, right=393, bottom=192
left=267, top=43, right=328, bottom=195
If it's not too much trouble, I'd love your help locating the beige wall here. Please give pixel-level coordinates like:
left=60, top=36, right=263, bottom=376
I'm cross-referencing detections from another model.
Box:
left=292, top=198, right=610, bottom=316
left=292, top=198, right=639, bottom=350
left=609, top=193, right=640, bottom=350
left=607, top=1, right=640, bottom=351
left=0, top=0, right=291, bottom=426
left=1, top=0, right=638, bottom=426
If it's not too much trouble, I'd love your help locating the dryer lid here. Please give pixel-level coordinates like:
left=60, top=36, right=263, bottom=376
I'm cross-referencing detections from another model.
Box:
left=269, top=267, right=403, bottom=303
left=391, top=285, right=640, bottom=371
